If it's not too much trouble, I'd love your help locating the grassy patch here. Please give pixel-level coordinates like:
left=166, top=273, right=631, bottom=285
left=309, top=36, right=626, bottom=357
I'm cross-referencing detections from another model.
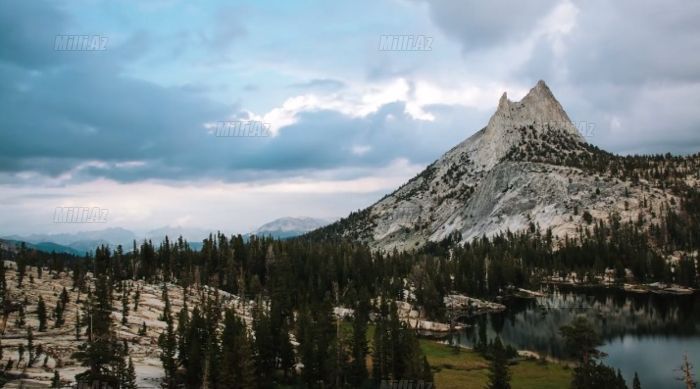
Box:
left=419, top=340, right=571, bottom=389
left=342, top=320, right=571, bottom=388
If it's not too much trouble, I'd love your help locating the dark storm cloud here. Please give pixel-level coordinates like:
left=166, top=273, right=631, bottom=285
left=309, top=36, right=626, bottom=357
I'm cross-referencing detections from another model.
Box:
left=0, top=0, right=68, bottom=69
left=0, top=47, right=480, bottom=183
left=557, top=0, right=700, bottom=85
left=414, top=0, right=560, bottom=52
left=0, top=0, right=482, bottom=184
left=417, top=0, right=700, bottom=155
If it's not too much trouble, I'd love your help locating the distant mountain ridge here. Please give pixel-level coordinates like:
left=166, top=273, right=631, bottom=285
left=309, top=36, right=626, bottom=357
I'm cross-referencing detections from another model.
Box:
left=0, top=238, right=81, bottom=256
left=2, top=217, right=333, bottom=254
left=252, top=216, right=332, bottom=239
left=2, top=226, right=210, bottom=254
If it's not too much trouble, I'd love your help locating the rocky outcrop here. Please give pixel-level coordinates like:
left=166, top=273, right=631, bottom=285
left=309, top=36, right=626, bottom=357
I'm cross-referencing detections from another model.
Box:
left=310, top=80, right=682, bottom=252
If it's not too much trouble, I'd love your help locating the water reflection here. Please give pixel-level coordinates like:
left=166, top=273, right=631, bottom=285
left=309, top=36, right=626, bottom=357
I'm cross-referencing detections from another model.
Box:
left=456, top=286, right=700, bottom=388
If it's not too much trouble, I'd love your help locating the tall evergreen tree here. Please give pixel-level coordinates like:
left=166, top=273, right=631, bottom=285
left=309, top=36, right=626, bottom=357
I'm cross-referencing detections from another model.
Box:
left=72, top=246, right=120, bottom=388
left=51, top=370, right=61, bottom=388
left=372, top=297, right=390, bottom=383
left=15, top=304, right=26, bottom=328
left=219, top=308, right=256, bottom=388
left=124, top=357, right=137, bottom=389
left=176, top=302, right=190, bottom=368
left=158, top=288, right=177, bottom=388
left=203, top=291, right=222, bottom=389
left=37, top=296, right=47, bottom=332
left=60, top=287, right=69, bottom=306
left=561, top=317, right=627, bottom=389
left=121, top=286, right=129, bottom=325
left=133, top=286, right=140, bottom=312
left=54, top=299, right=65, bottom=327
left=26, top=326, right=35, bottom=367
left=632, top=372, right=641, bottom=389
left=184, top=307, right=206, bottom=387
left=0, top=257, right=6, bottom=304
left=17, top=242, right=27, bottom=286
left=486, top=337, right=511, bottom=389
left=252, top=303, right=276, bottom=387
left=75, top=309, right=81, bottom=340
left=349, top=290, right=370, bottom=387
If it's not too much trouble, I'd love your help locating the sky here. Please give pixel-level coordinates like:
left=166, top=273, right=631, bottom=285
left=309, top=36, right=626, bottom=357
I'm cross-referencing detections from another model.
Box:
left=1, top=0, right=699, bottom=236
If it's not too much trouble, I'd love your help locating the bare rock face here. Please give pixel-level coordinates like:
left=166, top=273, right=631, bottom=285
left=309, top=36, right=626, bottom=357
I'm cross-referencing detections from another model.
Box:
left=312, top=81, right=679, bottom=252
left=469, top=80, right=584, bottom=171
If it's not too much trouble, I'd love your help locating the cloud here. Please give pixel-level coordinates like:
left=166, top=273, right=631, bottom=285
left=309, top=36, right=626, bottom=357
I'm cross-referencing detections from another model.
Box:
left=288, top=78, right=346, bottom=91
left=418, top=0, right=700, bottom=154
left=0, top=0, right=68, bottom=69
left=3, top=0, right=700, bottom=235
left=415, top=0, right=562, bottom=52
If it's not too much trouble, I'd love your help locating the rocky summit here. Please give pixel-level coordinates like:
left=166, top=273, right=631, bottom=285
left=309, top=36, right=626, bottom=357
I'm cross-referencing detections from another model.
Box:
left=309, top=81, right=688, bottom=252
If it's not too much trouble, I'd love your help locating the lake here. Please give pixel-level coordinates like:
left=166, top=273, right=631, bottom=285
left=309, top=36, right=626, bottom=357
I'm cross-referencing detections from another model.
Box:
left=453, top=286, right=700, bottom=388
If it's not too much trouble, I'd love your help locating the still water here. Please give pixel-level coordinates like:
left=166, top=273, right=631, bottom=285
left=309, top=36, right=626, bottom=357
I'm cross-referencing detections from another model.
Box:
left=455, top=286, right=700, bottom=388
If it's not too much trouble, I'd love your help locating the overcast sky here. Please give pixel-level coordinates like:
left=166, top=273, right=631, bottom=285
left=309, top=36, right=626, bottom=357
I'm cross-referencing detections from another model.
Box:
left=1, top=0, right=699, bottom=235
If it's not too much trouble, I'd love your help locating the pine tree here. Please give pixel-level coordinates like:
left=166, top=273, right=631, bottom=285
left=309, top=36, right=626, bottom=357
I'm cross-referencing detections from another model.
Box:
left=633, top=372, right=641, bottom=389
left=185, top=307, right=206, bottom=388
left=561, top=318, right=627, bottom=389
left=372, top=297, right=389, bottom=383
left=60, top=287, right=69, bottom=306
left=133, top=287, right=140, bottom=312
left=219, top=308, right=243, bottom=386
left=54, top=299, right=65, bottom=327
left=115, top=341, right=128, bottom=389
left=422, top=355, right=434, bottom=384
left=124, top=357, right=137, bottom=389
left=75, top=309, right=81, bottom=340
left=51, top=370, right=61, bottom=388
left=388, top=300, right=402, bottom=378
left=560, top=317, right=602, bottom=365
left=26, top=326, right=35, bottom=367
left=138, top=321, right=147, bottom=336
left=0, top=267, right=6, bottom=360
left=72, top=245, right=120, bottom=388
left=0, top=258, right=6, bottom=304
left=15, top=304, right=26, bottom=328
left=37, top=296, right=47, bottom=332
left=252, top=303, right=275, bottom=387
left=349, top=290, right=370, bottom=387
left=121, top=287, right=129, bottom=325
left=158, top=289, right=177, bottom=389
left=17, top=242, right=27, bottom=286
left=176, top=302, right=190, bottom=368
left=279, top=320, right=295, bottom=380
left=486, top=337, right=511, bottom=389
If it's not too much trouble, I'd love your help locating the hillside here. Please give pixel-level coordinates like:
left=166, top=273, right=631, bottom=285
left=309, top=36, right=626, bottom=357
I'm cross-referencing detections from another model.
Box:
left=307, top=81, right=700, bottom=252
left=0, top=263, right=254, bottom=388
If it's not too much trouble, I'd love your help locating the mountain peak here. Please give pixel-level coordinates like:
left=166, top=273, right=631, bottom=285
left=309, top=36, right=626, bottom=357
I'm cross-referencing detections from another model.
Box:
left=254, top=216, right=331, bottom=238
left=311, top=80, right=693, bottom=254
left=487, top=80, right=583, bottom=145
left=497, top=91, right=510, bottom=110
left=521, top=79, right=558, bottom=108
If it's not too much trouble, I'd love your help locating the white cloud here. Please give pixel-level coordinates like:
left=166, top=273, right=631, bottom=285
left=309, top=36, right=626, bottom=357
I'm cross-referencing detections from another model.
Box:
left=351, top=145, right=372, bottom=156
left=0, top=159, right=423, bottom=235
